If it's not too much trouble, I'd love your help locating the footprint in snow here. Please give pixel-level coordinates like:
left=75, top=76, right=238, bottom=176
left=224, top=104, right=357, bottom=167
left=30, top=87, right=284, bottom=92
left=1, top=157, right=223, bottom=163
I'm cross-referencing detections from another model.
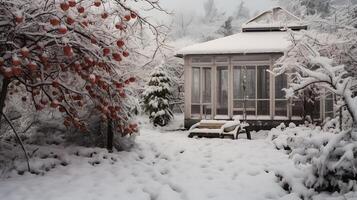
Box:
left=127, top=187, right=135, bottom=194
left=201, top=164, right=208, bottom=168
left=157, top=185, right=182, bottom=200
left=226, top=159, right=234, bottom=163
left=247, top=169, right=260, bottom=176
left=264, top=192, right=276, bottom=199
left=206, top=193, right=217, bottom=198
left=160, top=168, right=170, bottom=175
left=206, top=175, right=214, bottom=180
left=232, top=172, right=239, bottom=180
left=204, top=151, right=212, bottom=158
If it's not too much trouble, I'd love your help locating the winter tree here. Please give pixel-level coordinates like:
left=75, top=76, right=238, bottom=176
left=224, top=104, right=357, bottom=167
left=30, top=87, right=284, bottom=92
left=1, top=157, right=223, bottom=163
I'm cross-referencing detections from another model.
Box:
left=217, top=16, right=234, bottom=37
left=143, top=64, right=173, bottom=127
left=234, top=1, right=250, bottom=20
left=273, top=2, right=357, bottom=194
left=0, top=0, right=166, bottom=142
left=202, top=0, right=225, bottom=24
left=278, top=0, right=332, bottom=17
left=160, top=57, right=184, bottom=112
left=172, top=11, right=195, bottom=38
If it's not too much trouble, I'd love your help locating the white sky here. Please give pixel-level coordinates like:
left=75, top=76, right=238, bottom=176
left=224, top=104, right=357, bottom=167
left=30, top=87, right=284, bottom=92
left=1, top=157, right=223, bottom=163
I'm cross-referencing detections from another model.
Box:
left=159, top=0, right=278, bottom=16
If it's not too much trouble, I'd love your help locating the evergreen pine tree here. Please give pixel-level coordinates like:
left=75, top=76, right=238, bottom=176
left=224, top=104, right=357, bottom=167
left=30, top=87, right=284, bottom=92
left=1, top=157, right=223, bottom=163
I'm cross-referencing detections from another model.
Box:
left=217, top=16, right=234, bottom=36
left=143, top=65, right=173, bottom=126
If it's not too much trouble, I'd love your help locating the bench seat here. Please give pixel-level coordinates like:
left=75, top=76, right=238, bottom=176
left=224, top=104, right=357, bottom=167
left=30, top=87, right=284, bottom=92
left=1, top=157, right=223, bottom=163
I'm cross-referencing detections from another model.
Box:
left=188, top=120, right=251, bottom=140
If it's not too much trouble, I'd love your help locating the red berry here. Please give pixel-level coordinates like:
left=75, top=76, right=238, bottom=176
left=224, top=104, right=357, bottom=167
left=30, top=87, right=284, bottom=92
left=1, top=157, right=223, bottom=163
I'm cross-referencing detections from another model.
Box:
left=115, top=22, right=125, bottom=30
left=115, top=106, right=120, bottom=111
left=50, top=18, right=60, bottom=26
left=103, top=48, right=110, bottom=56
left=90, top=37, right=97, bottom=44
left=68, top=0, right=76, bottom=7
left=12, top=66, right=22, bottom=76
left=80, top=20, right=88, bottom=27
left=124, top=15, right=131, bottom=21
left=58, top=25, right=68, bottom=34
left=63, top=45, right=73, bottom=57
left=131, top=12, right=137, bottom=19
left=35, top=104, right=44, bottom=111
left=116, top=40, right=124, bottom=48
left=27, top=62, right=37, bottom=72
left=59, top=106, right=66, bottom=113
left=119, top=91, right=126, bottom=98
left=101, top=12, right=108, bottom=19
left=129, top=77, right=136, bottom=82
left=66, top=16, right=75, bottom=25
left=15, top=16, right=24, bottom=24
left=122, top=51, right=129, bottom=57
left=112, top=53, right=122, bottom=62
left=40, top=99, right=48, bottom=106
left=60, top=2, right=70, bottom=11
left=77, top=6, right=85, bottom=13
left=115, top=82, right=123, bottom=89
left=52, top=80, right=60, bottom=88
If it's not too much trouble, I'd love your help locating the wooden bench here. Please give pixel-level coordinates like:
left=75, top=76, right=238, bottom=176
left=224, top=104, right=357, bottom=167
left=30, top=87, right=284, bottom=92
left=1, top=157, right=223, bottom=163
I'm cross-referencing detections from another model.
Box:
left=188, top=120, right=251, bottom=140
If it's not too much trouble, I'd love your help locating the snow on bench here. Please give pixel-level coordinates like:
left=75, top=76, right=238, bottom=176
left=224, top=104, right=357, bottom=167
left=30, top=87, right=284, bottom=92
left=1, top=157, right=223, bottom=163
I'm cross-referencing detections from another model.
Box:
left=189, top=120, right=251, bottom=140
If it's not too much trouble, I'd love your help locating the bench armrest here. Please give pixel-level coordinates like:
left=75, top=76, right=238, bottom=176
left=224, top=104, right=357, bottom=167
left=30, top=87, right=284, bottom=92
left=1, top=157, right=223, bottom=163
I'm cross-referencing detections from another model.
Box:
left=189, top=122, right=201, bottom=131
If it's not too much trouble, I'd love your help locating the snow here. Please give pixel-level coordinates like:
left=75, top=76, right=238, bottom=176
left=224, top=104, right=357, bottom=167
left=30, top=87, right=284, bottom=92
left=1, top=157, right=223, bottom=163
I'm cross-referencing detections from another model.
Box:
left=0, top=126, right=284, bottom=200
left=242, top=7, right=306, bottom=30
left=190, top=128, right=222, bottom=133
left=1, top=120, right=356, bottom=200
left=222, top=120, right=240, bottom=127
left=176, top=32, right=292, bottom=56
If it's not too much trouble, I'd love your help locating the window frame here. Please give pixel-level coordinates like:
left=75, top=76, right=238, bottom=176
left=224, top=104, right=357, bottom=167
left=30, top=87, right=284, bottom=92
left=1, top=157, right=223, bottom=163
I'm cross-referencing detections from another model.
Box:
left=232, top=65, right=271, bottom=118
left=324, top=91, right=335, bottom=119
left=274, top=73, right=289, bottom=119
left=190, top=65, right=213, bottom=119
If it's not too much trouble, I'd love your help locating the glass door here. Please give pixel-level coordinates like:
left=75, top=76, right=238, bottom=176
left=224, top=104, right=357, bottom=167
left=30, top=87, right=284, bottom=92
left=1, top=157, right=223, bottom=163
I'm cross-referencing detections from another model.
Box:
left=191, top=67, right=212, bottom=119
left=216, top=66, right=229, bottom=118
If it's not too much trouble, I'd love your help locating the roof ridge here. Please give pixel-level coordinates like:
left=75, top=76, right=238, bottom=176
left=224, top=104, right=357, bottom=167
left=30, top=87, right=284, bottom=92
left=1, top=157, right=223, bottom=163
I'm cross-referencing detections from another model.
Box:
left=241, top=7, right=306, bottom=31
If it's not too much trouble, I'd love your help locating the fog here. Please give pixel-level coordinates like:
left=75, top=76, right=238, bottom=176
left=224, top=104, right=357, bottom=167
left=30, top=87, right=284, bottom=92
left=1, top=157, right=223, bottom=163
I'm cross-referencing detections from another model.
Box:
left=160, top=0, right=278, bottom=16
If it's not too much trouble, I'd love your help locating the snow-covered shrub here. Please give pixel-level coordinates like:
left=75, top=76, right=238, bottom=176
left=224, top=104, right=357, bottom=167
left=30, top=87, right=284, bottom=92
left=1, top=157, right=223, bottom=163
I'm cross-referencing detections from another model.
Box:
left=143, top=64, right=173, bottom=127
left=270, top=124, right=357, bottom=196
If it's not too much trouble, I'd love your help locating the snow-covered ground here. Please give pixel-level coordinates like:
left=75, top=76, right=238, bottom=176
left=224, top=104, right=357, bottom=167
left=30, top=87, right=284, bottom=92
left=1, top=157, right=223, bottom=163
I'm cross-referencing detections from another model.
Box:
left=0, top=117, right=356, bottom=200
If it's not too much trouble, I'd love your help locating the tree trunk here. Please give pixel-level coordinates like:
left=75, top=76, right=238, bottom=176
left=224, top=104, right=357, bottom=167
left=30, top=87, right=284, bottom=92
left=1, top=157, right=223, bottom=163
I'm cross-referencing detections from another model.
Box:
left=107, top=119, right=113, bottom=152
left=0, top=78, right=10, bottom=127
left=339, top=107, right=343, bottom=131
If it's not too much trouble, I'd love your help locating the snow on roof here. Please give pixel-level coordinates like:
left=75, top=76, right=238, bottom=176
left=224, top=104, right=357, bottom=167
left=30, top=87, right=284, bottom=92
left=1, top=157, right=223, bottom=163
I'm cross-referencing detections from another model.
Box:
left=242, top=7, right=307, bottom=31
left=176, top=31, right=293, bottom=56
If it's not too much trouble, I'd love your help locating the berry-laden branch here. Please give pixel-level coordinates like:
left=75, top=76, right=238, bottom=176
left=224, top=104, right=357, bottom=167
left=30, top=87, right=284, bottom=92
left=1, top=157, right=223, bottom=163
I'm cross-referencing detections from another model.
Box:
left=0, top=0, right=164, bottom=135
